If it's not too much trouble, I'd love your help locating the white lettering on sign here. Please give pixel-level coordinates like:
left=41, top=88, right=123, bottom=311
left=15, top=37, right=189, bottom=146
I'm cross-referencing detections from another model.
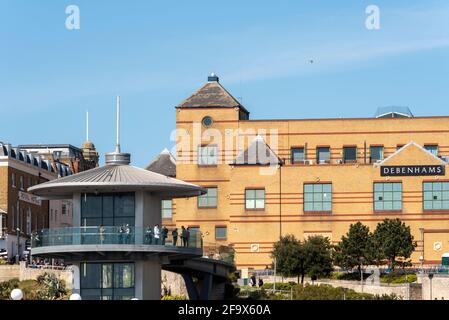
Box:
left=18, top=191, right=42, bottom=206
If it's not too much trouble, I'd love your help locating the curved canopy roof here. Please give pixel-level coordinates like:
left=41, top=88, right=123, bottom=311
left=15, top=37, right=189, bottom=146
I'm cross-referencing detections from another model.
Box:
left=28, top=164, right=206, bottom=199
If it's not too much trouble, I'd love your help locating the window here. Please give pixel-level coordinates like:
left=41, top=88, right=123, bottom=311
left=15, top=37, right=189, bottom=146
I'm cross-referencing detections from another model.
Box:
left=215, top=226, right=227, bottom=240
left=161, top=200, right=173, bottom=219
left=198, top=188, right=218, bottom=208
left=316, top=147, right=330, bottom=164
left=245, top=189, right=265, bottom=209
left=304, top=183, right=332, bottom=212
left=19, top=176, right=24, bottom=190
left=81, top=193, right=135, bottom=226
left=202, top=116, right=213, bottom=127
left=424, top=145, right=439, bottom=156
left=374, top=182, right=402, bottom=211
left=291, top=147, right=305, bottom=164
left=423, top=182, right=449, bottom=210
left=343, top=146, right=357, bottom=163
left=80, top=262, right=134, bottom=300
left=62, top=203, right=67, bottom=215
left=197, top=145, right=218, bottom=165
left=11, top=173, right=16, bottom=188
left=370, top=146, right=384, bottom=163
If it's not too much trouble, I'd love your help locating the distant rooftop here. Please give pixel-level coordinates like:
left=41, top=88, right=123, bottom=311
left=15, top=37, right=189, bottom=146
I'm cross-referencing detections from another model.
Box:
left=374, top=106, right=414, bottom=118
left=145, top=148, right=176, bottom=177
left=18, top=144, right=82, bottom=152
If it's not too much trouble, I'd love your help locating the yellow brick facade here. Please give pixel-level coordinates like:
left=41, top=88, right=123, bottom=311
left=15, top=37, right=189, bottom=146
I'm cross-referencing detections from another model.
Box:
left=169, top=81, right=449, bottom=270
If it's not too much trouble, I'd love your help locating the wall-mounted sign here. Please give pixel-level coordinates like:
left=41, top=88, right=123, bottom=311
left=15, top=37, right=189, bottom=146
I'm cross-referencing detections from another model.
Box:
left=380, top=165, right=445, bottom=176
left=18, top=191, right=42, bottom=206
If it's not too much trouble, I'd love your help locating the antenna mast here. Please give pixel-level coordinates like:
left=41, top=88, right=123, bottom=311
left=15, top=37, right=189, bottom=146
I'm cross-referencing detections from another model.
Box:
left=116, top=96, right=121, bottom=153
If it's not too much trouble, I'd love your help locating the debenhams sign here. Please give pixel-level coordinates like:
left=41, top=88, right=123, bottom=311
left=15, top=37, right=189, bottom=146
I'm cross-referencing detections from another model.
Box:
left=381, top=165, right=445, bottom=176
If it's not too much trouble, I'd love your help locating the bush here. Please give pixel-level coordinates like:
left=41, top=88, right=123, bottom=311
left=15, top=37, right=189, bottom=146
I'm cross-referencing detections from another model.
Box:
left=261, top=282, right=294, bottom=291
left=331, top=272, right=371, bottom=281
left=293, top=284, right=400, bottom=300
left=161, top=295, right=187, bottom=300
left=0, top=278, right=20, bottom=299
left=380, top=273, right=417, bottom=284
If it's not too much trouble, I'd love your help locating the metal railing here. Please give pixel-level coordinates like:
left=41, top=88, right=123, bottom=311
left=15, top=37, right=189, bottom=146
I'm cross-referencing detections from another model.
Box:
left=31, top=226, right=202, bottom=250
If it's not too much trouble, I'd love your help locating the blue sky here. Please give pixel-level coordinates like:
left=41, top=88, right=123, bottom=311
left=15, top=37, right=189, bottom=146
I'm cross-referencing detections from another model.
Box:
left=1, top=1, right=449, bottom=167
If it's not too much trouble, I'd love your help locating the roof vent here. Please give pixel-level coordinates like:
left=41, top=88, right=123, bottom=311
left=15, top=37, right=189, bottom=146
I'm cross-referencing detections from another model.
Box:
left=208, top=72, right=219, bottom=82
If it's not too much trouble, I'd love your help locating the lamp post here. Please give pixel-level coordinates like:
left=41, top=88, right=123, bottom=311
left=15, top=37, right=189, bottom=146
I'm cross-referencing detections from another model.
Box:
left=16, top=227, right=20, bottom=264
left=428, top=273, right=434, bottom=300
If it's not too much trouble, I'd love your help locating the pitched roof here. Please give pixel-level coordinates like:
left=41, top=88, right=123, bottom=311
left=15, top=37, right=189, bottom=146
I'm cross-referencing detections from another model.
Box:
left=374, top=106, right=413, bottom=118
left=28, top=163, right=205, bottom=198
left=375, top=141, right=447, bottom=166
left=232, top=136, right=283, bottom=166
left=177, top=80, right=249, bottom=114
left=145, top=148, right=176, bottom=177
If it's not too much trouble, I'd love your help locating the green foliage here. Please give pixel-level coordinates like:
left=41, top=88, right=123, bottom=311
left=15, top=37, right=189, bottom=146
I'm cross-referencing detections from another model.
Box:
left=271, top=234, right=305, bottom=279
left=292, top=284, right=400, bottom=300
left=330, top=272, right=371, bottom=281
left=261, top=282, right=294, bottom=291
left=271, top=234, right=333, bottom=283
left=0, top=278, right=20, bottom=299
left=380, top=273, right=417, bottom=284
left=334, top=222, right=373, bottom=271
left=161, top=295, right=187, bottom=300
left=372, top=219, right=415, bottom=270
left=304, top=236, right=333, bottom=279
left=35, top=273, right=68, bottom=300
left=0, top=273, right=69, bottom=300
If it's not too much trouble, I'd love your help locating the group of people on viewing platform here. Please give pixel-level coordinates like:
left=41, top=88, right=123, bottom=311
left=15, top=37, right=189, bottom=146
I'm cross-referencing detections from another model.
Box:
left=96, top=224, right=193, bottom=247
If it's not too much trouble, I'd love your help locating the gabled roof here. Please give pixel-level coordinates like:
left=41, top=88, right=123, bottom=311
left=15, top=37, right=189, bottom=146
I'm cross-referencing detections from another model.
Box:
left=145, top=148, right=176, bottom=177
left=232, top=136, right=283, bottom=166
left=375, top=106, right=413, bottom=118
left=177, top=77, right=249, bottom=114
left=375, top=141, right=447, bottom=166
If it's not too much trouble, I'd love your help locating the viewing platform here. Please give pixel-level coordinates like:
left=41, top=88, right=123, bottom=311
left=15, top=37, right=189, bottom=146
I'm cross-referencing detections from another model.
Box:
left=31, top=226, right=203, bottom=262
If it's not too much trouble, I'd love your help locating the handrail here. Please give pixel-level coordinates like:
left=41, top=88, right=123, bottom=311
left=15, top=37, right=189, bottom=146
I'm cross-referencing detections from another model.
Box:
left=31, top=226, right=202, bottom=250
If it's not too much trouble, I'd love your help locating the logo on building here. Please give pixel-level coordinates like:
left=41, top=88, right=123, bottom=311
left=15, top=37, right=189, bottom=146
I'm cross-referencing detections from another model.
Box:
left=380, top=165, right=445, bottom=176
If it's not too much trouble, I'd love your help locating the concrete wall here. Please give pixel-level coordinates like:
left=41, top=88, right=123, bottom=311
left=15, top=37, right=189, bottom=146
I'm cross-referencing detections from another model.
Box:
left=0, top=263, right=72, bottom=288
left=418, top=274, right=449, bottom=300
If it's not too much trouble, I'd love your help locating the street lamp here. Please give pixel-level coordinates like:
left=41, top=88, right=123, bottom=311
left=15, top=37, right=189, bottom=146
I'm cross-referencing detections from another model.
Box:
left=16, top=228, right=20, bottom=264
left=69, top=293, right=82, bottom=300
left=10, top=288, right=23, bottom=300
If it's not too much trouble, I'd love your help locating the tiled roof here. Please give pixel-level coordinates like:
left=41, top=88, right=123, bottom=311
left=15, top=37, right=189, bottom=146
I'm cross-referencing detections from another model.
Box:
left=177, top=80, right=249, bottom=114
left=145, top=149, right=176, bottom=177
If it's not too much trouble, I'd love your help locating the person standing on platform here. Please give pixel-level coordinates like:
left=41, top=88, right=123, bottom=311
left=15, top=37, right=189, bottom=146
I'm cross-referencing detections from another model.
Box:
left=154, top=224, right=160, bottom=245
left=172, top=228, right=178, bottom=246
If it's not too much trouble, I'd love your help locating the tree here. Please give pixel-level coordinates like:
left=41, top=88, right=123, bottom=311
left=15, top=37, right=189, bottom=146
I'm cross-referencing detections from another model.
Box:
left=372, top=218, right=415, bottom=271
left=303, top=236, right=333, bottom=279
left=271, top=235, right=306, bottom=284
left=334, top=222, right=373, bottom=273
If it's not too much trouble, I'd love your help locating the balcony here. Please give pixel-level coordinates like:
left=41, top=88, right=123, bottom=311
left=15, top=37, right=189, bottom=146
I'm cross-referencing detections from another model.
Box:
left=30, top=226, right=203, bottom=261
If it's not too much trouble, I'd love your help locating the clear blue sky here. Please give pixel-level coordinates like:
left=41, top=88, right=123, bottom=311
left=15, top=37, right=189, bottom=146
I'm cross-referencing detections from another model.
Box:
left=1, top=1, right=449, bottom=167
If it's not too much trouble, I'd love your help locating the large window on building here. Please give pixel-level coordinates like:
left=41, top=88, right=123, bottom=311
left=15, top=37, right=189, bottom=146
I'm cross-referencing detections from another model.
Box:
left=81, top=193, right=135, bottom=227
left=370, top=146, right=384, bottom=163
left=316, top=147, right=330, bottom=164
left=304, top=183, right=332, bottom=212
left=80, top=262, right=135, bottom=300
left=291, top=147, right=305, bottom=164
left=161, top=200, right=173, bottom=219
left=343, top=146, right=357, bottom=163
left=374, top=182, right=402, bottom=211
left=198, top=187, right=218, bottom=208
left=197, top=145, right=218, bottom=165
left=215, top=226, right=227, bottom=240
left=423, top=182, right=449, bottom=210
left=424, top=145, right=439, bottom=156
left=245, top=189, right=265, bottom=209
